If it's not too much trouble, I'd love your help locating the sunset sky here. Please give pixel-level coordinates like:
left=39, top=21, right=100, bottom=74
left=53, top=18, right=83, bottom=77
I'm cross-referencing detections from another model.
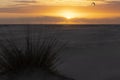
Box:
left=0, top=0, right=120, bottom=24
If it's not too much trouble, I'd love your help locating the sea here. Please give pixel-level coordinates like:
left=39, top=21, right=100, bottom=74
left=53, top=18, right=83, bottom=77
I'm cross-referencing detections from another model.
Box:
left=0, top=24, right=120, bottom=80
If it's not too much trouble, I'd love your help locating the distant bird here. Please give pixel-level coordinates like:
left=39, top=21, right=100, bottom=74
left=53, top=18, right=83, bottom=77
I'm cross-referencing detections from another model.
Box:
left=91, top=2, right=96, bottom=6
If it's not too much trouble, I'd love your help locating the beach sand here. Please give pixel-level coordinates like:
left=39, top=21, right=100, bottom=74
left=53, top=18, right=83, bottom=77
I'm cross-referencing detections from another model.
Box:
left=0, top=25, right=120, bottom=80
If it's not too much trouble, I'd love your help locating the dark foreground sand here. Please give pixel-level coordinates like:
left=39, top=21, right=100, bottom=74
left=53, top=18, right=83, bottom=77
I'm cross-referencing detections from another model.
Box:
left=0, top=25, right=120, bottom=80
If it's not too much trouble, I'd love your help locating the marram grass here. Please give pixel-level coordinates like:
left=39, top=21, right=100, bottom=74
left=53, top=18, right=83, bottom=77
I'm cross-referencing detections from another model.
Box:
left=0, top=28, right=74, bottom=80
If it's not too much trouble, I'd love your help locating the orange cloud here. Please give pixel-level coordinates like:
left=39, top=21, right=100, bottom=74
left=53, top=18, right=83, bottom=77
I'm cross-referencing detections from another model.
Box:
left=14, top=0, right=38, bottom=3
left=0, top=16, right=120, bottom=24
left=71, top=17, right=120, bottom=24
left=0, top=16, right=66, bottom=24
left=0, top=0, right=120, bottom=24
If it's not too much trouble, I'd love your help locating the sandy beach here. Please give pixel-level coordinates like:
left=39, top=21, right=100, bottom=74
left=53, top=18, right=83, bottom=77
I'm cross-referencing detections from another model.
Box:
left=0, top=25, right=120, bottom=80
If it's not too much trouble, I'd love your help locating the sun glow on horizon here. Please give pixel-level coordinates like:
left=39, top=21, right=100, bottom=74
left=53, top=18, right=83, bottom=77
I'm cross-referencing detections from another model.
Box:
left=59, top=10, right=77, bottom=19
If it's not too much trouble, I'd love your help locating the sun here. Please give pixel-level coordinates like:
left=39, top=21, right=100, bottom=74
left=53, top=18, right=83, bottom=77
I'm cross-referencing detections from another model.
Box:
left=60, top=10, right=77, bottom=19
left=65, top=15, right=73, bottom=19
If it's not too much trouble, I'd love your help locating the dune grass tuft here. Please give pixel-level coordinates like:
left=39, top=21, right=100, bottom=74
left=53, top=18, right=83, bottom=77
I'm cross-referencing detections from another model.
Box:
left=0, top=27, right=73, bottom=80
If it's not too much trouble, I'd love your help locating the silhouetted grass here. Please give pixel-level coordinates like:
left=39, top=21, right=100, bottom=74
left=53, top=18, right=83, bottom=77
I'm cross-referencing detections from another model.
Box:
left=0, top=27, right=73, bottom=80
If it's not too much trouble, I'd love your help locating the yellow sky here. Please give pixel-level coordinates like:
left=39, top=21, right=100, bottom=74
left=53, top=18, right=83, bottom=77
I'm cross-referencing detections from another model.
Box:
left=0, top=0, right=120, bottom=24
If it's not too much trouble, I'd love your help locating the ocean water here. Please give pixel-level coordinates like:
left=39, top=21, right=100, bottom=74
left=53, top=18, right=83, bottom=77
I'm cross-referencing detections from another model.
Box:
left=0, top=24, right=120, bottom=80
